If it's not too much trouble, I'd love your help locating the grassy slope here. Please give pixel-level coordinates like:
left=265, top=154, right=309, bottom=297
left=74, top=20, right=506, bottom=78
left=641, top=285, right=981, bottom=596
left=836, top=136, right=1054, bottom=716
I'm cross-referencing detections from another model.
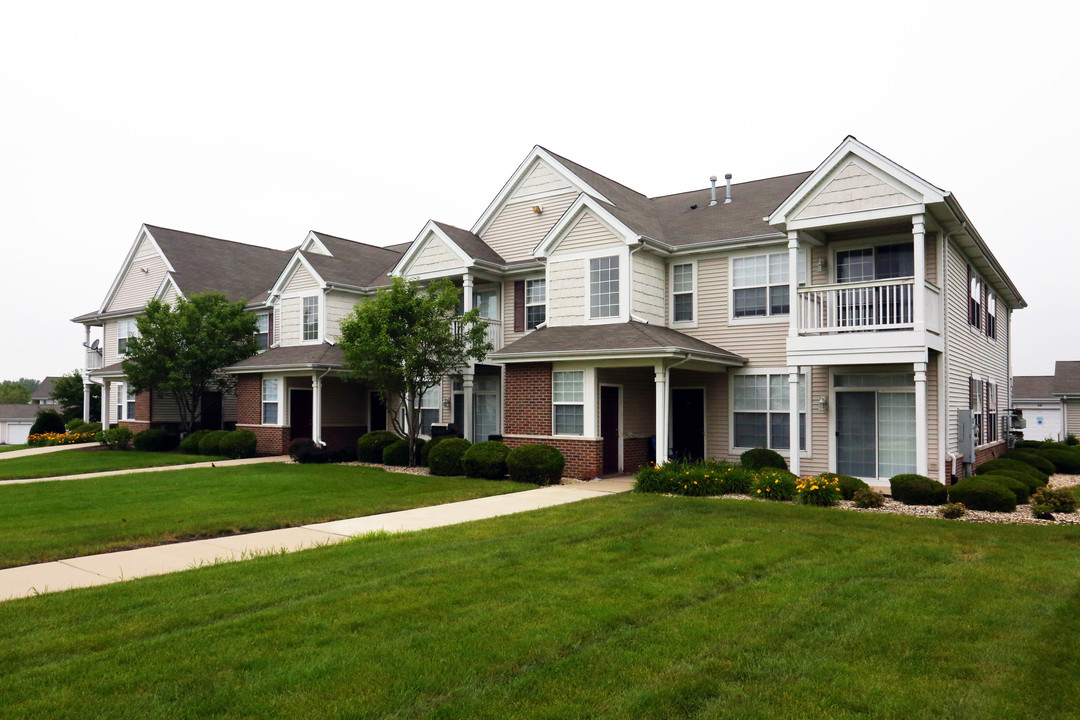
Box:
left=0, top=464, right=535, bottom=568
left=3, top=494, right=1079, bottom=719
left=0, top=449, right=222, bottom=479
left=0, top=444, right=28, bottom=453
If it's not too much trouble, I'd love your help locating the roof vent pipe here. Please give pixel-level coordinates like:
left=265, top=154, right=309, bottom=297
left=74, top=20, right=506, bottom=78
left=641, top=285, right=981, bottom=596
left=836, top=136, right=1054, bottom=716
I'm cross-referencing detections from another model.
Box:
left=708, top=176, right=718, bottom=206
left=724, top=173, right=733, bottom=204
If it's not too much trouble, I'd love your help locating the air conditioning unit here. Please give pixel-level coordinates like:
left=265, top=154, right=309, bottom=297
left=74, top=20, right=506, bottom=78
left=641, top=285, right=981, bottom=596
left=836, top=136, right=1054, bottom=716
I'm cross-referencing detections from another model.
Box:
left=957, top=410, right=978, bottom=459
left=1009, top=411, right=1026, bottom=429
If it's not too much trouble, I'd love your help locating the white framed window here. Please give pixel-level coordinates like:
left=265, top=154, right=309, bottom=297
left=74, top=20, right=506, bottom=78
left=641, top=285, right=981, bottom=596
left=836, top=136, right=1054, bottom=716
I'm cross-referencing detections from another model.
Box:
left=986, top=292, right=997, bottom=340
left=970, top=376, right=984, bottom=445
left=671, top=262, right=695, bottom=324
left=835, top=242, right=914, bottom=283
left=302, top=296, right=319, bottom=341
left=117, top=318, right=138, bottom=355
left=262, top=379, right=279, bottom=425
left=732, top=372, right=806, bottom=451
left=419, top=385, right=441, bottom=436
left=255, top=312, right=270, bottom=350
left=116, top=383, right=124, bottom=423
left=968, top=267, right=983, bottom=330
left=126, top=384, right=137, bottom=420
left=525, top=278, right=546, bottom=330
left=589, top=256, right=620, bottom=319
left=553, top=370, right=584, bottom=436
left=987, top=381, right=999, bottom=443
left=473, top=289, right=499, bottom=320
left=732, top=252, right=790, bottom=318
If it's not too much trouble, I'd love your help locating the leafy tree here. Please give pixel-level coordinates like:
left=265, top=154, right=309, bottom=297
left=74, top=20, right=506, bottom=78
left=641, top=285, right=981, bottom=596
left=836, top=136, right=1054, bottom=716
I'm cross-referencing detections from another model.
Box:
left=338, top=277, right=491, bottom=466
left=121, top=293, right=259, bottom=434
left=50, top=370, right=101, bottom=422
left=0, top=381, right=32, bottom=404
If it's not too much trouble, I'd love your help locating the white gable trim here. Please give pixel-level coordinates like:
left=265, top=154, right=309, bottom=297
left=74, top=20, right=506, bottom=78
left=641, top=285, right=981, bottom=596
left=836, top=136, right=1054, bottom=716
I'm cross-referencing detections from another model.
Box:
left=391, top=220, right=474, bottom=277
left=768, top=137, right=947, bottom=226
left=153, top=275, right=183, bottom=303
left=100, top=225, right=175, bottom=312
left=534, top=194, right=638, bottom=259
left=300, top=232, right=333, bottom=256
left=470, top=146, right=614, bottom=237
left=268, top=251, right=327, bottom=300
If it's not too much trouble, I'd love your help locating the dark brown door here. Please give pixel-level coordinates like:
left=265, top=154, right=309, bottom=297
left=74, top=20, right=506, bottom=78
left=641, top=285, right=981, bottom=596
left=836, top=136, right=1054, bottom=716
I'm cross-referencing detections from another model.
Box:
left=199, top=391, right=223, bottom=430
left=671, top=388, right=705, bottom=461
left=600, top=385, right=620, bottom=475
left=291, top=389, right=313, bottom=441
left=370, top=392, right=386, bottom=432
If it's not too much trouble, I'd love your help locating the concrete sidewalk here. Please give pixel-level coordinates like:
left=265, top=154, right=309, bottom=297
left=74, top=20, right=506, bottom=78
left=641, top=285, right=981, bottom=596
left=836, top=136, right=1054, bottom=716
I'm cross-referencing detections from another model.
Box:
left=0, top=477, right=634, bottom=601
left=0, top=455, right=292, bottom=486
left=0, top=443, right=94, bottom=460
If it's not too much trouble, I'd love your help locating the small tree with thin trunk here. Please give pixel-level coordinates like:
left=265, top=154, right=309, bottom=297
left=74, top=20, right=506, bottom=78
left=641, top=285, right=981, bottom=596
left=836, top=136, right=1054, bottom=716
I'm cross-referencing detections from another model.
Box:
left=338, top=277, right=491, bottom=466
left=51, top=370, right=101, bottom=422
left=121, top=293, right=259, bottom=434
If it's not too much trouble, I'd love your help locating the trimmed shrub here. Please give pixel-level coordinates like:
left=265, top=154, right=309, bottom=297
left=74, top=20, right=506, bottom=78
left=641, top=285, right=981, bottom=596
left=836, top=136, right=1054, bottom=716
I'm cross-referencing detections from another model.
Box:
left=1001, top=451, right=1056, bottom=476
left=198, top=430, right=230, bottom=456
left=751, top=468, right=798, bottom=501
left=462, top=440, right=510, bottom=479
left=978, top=474, right=1030, bottom=504
left=740, top=448, right=787, bottom=471
left=30, top=409, right=66, bottom=436
left=1014, top=440, right=1049, bottom=450
left=65, top=418, right=86, bottom=433
left=220, top=430, right=257, bottom=459
left=179, top=429, right=211, bottom=455
left=1031, top=449, right=1080, bottom=475
left=382, top=438, right=425, bottom=467
left=81, top=422, right=102, bottom=435
left=133, top=428, right=179, bottom=452
left=506, top=444, right=566, bottom=485
left=939, top=502, right=966, bottom=519
left=1031, top=486, right=1078, bottom=514
left=796, top=474, right=842, bottom=507
left=289, top=438, right=336, bottom=464
left=820, top=472, right=870, bottom=501
left=948, top=478, right=1017, bottom=513
left=975, top=459, right=1049, bottom=485
left=420, top=434, right=450, bottom=467
left=853, top=488, right=885, bottom=509
left=988, top=469, right=1043, bottom=494
left=889, top=474, right=947, bottom=506
left=428, top=437, right=471, bottom=476
left=99, top=426, right=133, bottom=451
left=357, top=431, right=400, bottom=463
left=1067, top=434, right=1079, bottom=446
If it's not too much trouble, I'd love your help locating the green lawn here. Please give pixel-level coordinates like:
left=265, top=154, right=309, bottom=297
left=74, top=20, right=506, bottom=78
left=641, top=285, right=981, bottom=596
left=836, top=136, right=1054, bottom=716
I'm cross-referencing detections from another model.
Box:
left=0, top=444, right=28, bottom=453
left=0, top=463, right=535, bottom=568
left=0, top=448, right=222, bottom=479
left=3, top=495, right=1079, bottom=719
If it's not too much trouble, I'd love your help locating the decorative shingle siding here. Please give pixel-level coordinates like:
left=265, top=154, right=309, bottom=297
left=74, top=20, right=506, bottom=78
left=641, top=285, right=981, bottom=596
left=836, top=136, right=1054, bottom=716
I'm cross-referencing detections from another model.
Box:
left=633, top=251, right=665, bottom=325
left=408, top=234, right=461, bottom=276
left=793, top=161, right=915, bottom=221
left=509, top=159, right=574, bottom=200
left=547, top=259, right=585, bottom=327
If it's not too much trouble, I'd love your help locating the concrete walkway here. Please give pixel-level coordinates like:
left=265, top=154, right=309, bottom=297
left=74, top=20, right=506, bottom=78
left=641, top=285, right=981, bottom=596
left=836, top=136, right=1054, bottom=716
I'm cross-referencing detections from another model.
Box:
left=0, top=477, right=634, bottom=601
left=0, top=443, right=94, bottom=460
left=0, top=455, right=292, bottom=486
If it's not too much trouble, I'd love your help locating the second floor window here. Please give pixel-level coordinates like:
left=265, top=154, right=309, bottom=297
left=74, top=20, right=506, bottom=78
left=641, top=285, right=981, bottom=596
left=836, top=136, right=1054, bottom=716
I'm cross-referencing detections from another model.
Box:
left=733, top=253, right=788, bottom=318
left=117, top=318, right=137, bottom=355
left=302, top=296, right=319, bottom=341
left=473, top=290, right=499, bottom=320
left=986, top=292, right=997, bottom=340
left=525, top=279, right=546, bottom=330
left=968, top=270, right=983, bottom=330
left=672, top=263, right=694, bottom=323
left=255, top=313, right=270, bottom=350
left=589, top=256, right=620, bottom=319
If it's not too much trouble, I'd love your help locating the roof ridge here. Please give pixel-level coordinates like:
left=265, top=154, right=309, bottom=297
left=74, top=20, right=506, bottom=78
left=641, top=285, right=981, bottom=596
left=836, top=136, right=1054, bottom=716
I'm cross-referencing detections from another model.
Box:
left=538, top=146, right=649, bottom=200
left=647, top=170, right=814, bottom=201
left=310, top=231, right=402, bottom=253
left=144, top=224, right=292, bottom=253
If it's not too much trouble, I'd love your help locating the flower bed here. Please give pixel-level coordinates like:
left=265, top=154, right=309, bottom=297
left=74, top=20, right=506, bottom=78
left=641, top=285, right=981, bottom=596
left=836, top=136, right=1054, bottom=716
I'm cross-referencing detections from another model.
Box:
left=27, top=431, right=99, bottom=448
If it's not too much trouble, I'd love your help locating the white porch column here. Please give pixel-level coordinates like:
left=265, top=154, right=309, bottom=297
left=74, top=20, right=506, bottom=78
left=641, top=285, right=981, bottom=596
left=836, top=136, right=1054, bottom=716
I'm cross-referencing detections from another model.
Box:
left=83, top=383, right=92, bottom=424
left=913, top=214, right=926, bottom=333
left=788, top=368, right=801, bottom=476
left=915, top=361, right=928, bottom=476
left=788, top=231, right=800, bottom=339
left=463, top=272, right=474, bottom=313
left=101, top=382, right=111, bottom=430
left=654, top=362, right=668, bottom=465
left=312, top=372, right=324, bottom=447
left=462, top=370, right=475, bottom=441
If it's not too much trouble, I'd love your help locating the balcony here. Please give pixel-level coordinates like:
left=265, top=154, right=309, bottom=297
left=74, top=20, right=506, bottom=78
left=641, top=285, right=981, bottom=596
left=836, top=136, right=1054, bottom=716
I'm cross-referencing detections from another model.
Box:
left=452, top=318, right=503, bottom=353
left=85, top=347, right=103, bottom=371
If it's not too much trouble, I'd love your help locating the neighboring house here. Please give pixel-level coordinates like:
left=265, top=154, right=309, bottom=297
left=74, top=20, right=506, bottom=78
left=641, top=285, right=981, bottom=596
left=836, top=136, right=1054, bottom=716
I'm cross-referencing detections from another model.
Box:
left=1012, top=375, right=1060, bottom=441
left=0, top=404, right=38, bottom=445
left=75, top=137, right=1025, bottom=484
left=1052, top=361, right=1080, bottom=440
left=30, top=377, right=60, bottom=405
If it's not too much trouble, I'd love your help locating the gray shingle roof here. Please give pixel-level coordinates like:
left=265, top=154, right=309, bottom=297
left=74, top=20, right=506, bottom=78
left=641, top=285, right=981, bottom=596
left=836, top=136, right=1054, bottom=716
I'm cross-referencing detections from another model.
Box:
left=1013, top=375, right=1055, bottom=400
left=305, top=232, right=407, bottom=288
left=432, top=222, right=506, bottom=265
left=0, top=404, right=40, bottom=420
left=31, top=377, right=60, bottom=402
left=492, top=321, right=744, bottom=362
left=1053, top=361, right=1080, bottom=396
left=227, top=343, right=345, bottom=371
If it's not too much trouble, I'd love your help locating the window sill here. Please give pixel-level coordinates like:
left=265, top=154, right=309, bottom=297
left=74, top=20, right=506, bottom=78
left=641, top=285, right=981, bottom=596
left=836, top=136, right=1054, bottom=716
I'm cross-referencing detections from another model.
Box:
left=728, top=316, right=790, bottom=326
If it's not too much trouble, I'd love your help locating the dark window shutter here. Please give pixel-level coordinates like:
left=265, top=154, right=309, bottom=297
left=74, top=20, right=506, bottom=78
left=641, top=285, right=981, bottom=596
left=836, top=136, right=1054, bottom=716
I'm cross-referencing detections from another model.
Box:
left=513, top=280, right=525, bottom=333
left=966, top=264, right=973, bottom=326
left=268, top=311, right=274, bottom=346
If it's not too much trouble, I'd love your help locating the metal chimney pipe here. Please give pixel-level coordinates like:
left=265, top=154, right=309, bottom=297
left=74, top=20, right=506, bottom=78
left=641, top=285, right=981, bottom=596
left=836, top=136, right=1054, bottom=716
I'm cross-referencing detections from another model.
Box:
left=724, top=173, right=733, bottom=203
left=709, top=176, right=718, bottom=206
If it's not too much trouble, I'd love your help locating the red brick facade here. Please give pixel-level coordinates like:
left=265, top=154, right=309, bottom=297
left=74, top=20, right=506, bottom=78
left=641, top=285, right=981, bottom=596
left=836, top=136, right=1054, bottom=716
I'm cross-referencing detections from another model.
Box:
left=623, top=436, right=651, bottom=474
left=135, top=390, right=151, bottom=422
left=504, top=435, right=604, bottom=480
left=322, top=426, right=367, bottom=452
left=236, top=424, right=291, bottom=455
left=236, top=374, right=262, bottom=425
left=972, top=440, right=1007, bottom=469
left=504, top=363, right=553, bottom=435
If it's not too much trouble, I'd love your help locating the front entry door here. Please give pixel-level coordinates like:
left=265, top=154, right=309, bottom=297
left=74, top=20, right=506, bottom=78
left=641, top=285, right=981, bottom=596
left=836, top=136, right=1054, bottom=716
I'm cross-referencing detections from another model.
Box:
left=671, top=388, right=705, bottom=461
left=369, top=392, right=386, bottom=432
left=291, top=389, right=313, bottom=441
left=600, top=385, right=620, bottom=475
left=199, top=391, right=223, bottom=430
left=836, top=391, right=876, bottom=478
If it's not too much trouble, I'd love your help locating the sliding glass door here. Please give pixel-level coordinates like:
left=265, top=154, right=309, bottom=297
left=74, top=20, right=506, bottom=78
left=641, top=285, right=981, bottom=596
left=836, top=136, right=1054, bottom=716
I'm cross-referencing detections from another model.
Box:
left=835, top=374, right=917, bottom=480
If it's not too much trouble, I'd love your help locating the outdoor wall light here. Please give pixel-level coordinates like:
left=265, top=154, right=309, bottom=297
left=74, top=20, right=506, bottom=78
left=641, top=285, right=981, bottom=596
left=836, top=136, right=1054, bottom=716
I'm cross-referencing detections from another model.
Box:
left=531, top=205, right=543, bottom=214
left=817, top=396, right=828, bottom=411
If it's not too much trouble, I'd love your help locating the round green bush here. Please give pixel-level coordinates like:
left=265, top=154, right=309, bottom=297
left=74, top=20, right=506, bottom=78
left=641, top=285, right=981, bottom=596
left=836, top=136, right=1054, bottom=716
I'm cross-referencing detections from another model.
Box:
left=178, top=429, right=211, bottom=455
left=1001, top=451, right=1056, bottom=476
left=382, top=438, right=424, bottom=467
left=889, top=474, right=947, bottom=506
left=739, top=448, right=788, bottom=471
left=420, top=435, right=452, bottom=467
left=65, top=418, right=86, bottom=433
left=820, top=473, right=870, bottom=501
left=357, top=431, right=400, bottom=463
left=1031, top=449, right=1080, bottom=474
left=133, top=428, right=179, bottom=452
left=1031, top=486, right=1078, bottom=513
left=462, top=440, right=510, bottom=479
left=948, top=478, right=1017, bottom=513
left=987, top=469, right=1043, bottom=494
left=30, top=409, right=66, bottom=436
left=428, top=437, right=471, bottom=476
left=219, top=430, right=257, bottom=459
left=197, top=430, right=230, bottom=456
left=506, top=444, right=566, bottom=485
left=975, top=459, right=1049, bottom=485
left=100, top=426, right=133, bottom=450
left=80, top=422, right=102, bottom=435
left=977, top=474, right=1030, bottom=504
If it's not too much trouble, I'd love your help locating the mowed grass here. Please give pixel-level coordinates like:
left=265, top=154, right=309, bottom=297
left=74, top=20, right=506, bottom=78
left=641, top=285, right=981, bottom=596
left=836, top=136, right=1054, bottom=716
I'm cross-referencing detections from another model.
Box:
left=0, top=448, right=222, bottom=479
left=0, top=464, right=535, bottom=568
left=4, top=495, right=1080, bottom=719
left=0, top=444, right=28, bottom=453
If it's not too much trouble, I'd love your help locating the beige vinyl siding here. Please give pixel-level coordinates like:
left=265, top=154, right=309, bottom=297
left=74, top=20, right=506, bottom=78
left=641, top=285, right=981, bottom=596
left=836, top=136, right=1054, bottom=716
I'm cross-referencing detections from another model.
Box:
left=547, top=258, right=585, bottom=327
left=551, top=212, right=621, bottom=256
left=481, top=191, right=577, bottom=263
left=502, top=279, right=524, bottom=347
left=681, top=252, right=788, bottom=366
left=926, top=233, right=938, bottom=285
left=109, top=240, right=169, bottom=311
left=107, top=382, right=121, bottom=425
left=794, top=160, right=915, bottom=221
left=1065, top=400, right=1080, bottom=437
left=279, top=296, right=303, bottom=346
left=801, top=366, right=830, bottom=476
left=150, top=389, right=183, bottom=423
left=633, top=251, right=665, bottom=324
left=810, top=245, right=828, bottom=286
left=408, top=234, right=462, bottom=277
left=323, top=377, right=367, bottom=426
left=103, top=320, right=121, bottom=366
left=928, top=352, right=940, bottom=478
left=510, top=159, right=573, bottom=200
left=596, top=368, right=655, bottom=438
left=161, top=282, right=179, bottom=305
left=943, top=241, right=1010, bottom=458
left=284, top=264, right=320, bottom=293
left=324, top=291, right=359, bottom=343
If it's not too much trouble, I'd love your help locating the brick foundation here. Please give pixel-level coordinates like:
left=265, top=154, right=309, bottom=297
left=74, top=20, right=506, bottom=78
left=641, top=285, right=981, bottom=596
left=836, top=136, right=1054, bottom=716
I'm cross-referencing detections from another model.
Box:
left=504, top=435, right=603, bottom=479
left=118, top=420, right=150, bottom=433
left=972, top=440, right=1007, bottom=468
left=322, top=426, right=367, bottom=452
left=238, top=424, right=291, bottom=455
left=623, top=436, right=652, bottom=474
left=135, top=391, right=151, bottom=422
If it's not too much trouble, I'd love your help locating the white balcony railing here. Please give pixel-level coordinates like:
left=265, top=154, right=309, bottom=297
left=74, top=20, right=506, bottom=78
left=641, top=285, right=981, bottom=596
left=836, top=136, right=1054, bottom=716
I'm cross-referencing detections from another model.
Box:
left=85, top=348, right=104, bottom=371
left=452, top=318, right=503, bottom=352
left=797, top=279, right=916, bottom=334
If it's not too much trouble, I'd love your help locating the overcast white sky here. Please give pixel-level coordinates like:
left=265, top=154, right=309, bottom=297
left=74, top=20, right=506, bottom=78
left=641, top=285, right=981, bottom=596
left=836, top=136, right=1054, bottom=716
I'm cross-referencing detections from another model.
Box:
left=1, top=1, right=1076, bottom=383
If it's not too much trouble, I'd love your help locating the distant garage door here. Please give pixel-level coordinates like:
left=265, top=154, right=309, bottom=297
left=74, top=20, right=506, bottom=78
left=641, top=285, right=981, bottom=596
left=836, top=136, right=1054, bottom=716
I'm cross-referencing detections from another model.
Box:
left=7, top=423, right=31, bottom=445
